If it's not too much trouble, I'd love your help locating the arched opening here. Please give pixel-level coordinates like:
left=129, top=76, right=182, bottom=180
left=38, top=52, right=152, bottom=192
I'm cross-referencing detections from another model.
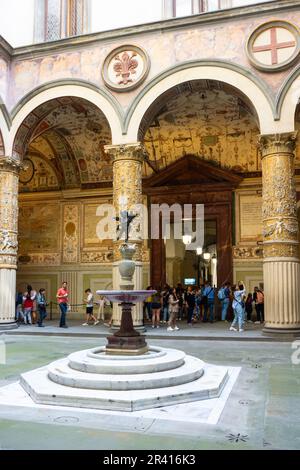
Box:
left=14, top=96, right=112, bottom=189
left=140, top=79, right=259, bottom=291
left=15, top=96, right=114, bottom=322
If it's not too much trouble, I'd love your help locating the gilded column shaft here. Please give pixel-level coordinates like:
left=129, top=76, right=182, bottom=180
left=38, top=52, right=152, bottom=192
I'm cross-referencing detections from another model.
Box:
left=259, top=133, right=300, bottom=335
left=0, top=157, right=20, bottom=329
left=105, top=143, right=147, bottom=328
left=0, top=157, right=20, bottom=269
left=260, top=132, right=299, bottom=259
left=105, top=143, right=147, bottom=262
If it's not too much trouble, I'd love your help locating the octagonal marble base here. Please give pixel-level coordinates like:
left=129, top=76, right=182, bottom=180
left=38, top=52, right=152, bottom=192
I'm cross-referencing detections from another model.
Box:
left=20, top=346, right=229, bottom=412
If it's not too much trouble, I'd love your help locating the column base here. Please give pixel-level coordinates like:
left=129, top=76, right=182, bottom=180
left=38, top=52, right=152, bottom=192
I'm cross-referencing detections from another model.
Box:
left=262, top=326, right=300, bottom=339
left=105, top=334, right=149, bottom=355
left=0, top=322, right=19, bottom=331
left=111, top=324, right=146, bottom=332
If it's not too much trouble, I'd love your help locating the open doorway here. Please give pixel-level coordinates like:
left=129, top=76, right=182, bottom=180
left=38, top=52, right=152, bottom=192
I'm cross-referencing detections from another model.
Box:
left=165, top=220, right=217, bottom=288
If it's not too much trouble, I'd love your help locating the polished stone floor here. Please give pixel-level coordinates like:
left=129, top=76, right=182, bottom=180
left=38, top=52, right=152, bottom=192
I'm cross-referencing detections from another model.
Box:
left=0, top=334, right=299, bottom=450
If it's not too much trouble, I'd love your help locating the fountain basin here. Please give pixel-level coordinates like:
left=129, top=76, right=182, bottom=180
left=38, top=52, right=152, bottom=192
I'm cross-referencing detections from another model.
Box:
left=96, top=290, right=156, bottom=303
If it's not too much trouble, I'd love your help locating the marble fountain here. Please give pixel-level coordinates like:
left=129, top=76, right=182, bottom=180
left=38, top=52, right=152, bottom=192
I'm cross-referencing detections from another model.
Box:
left=20, top=241, right=230, bottom=412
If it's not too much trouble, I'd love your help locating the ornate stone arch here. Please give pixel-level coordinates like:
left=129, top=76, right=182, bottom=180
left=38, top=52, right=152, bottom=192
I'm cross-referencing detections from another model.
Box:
left=124, top=60, right=277, bottom=142
left=0, top=96, right=11, bottom=157
left=276, top=67, right=300, bottom=133
left=9, top=80, right=124, bottom=159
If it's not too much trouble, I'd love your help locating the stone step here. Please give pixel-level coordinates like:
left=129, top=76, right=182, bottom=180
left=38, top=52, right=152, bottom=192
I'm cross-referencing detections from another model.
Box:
left=20, top=361, right=229, bottom=411
left=47, top=354, right=204, bottom=390
left=68, top=346, right=186, bottom=374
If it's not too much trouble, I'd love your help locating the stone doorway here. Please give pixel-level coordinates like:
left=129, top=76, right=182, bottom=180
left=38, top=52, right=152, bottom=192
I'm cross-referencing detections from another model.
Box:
left=143, top=155, right=242, bottom=288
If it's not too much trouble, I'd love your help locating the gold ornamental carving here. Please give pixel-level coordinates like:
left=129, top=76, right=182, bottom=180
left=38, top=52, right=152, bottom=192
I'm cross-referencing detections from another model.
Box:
left=0, top=156, right=22, bottom=174
left=263, top=243, right=299, bottom=258
left=81, top=250, right=114, bottom=264
left=258, top=132, right=297, bottom=157
left=106, top=143, right=147, bottom=263
left=105, top=142, right=148, bottom=164
left=258, top=132, right=299, bottom=259
left=0, top=158, right=20, bottom=267
left=233, top=245, right=263, bottom=259
left=18, top=253, right=61, bottom=266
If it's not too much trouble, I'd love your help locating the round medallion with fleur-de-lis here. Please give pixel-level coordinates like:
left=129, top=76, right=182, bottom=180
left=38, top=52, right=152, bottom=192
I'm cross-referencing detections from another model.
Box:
left=102, top=45, right=150, bottom=92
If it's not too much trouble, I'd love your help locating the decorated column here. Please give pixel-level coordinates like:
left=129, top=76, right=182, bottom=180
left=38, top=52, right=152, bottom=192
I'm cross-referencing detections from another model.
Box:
left=105, top=143, right=147, bottom=328
left=0, top=156, right=20, bottom=330
left=259, top=132, right=300, bottom=337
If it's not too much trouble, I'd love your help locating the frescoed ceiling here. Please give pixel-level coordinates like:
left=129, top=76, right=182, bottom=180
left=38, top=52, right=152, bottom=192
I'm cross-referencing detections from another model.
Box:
left=17, top=97, right=112, bottom=192
left=141, top=80, right=261, bottom=177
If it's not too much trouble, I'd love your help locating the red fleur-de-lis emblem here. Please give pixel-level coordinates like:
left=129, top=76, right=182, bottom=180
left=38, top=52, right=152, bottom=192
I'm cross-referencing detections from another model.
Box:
left=113, top=51, right=138, bottom=85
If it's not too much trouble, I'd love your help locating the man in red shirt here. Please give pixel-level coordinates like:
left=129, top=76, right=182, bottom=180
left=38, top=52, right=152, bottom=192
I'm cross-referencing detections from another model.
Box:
left=56, top=281, right=69, bottom=328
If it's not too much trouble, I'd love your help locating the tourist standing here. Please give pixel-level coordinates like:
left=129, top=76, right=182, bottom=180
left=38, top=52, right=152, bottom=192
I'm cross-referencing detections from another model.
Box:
left=202, top=282, right=215, bottom=323
left=167, top=288, right=180, bottom=331
left=82, top=288, right=98, bottom=325
left=245, top=293, right=254, bottom=322
left=56, top=281, right=69, bottom=328
left=151, top=289, right=162, bottom=328
left=230, top=283, right=246, bottom=332
left=145, top=286, right=153, bottom=321
left=30, top=288, right=37, bottom=324
left=15, top=291, right=24, bottom=323
left=97, top=295, right=106, bottom=322
left=22, top=285, right=35, bottom=325
left=256, top=288, right=264, bottom=324
left=218, top=283, right=231, bottom=321
left=37, top=288, right=47, bottom=327
left=161, top=284, right=170, bottom=324
left=185, top=286, right=196, bottom=326
left=176, top=283, right=184, bottom=320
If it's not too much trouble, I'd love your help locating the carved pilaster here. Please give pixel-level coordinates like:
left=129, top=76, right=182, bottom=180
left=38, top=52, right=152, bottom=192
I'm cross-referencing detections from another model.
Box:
left=258, top=133, right=300, bottom=336
left=0, top=157, right=21, bottom=269
left=0, top=157, right=21, bottom=329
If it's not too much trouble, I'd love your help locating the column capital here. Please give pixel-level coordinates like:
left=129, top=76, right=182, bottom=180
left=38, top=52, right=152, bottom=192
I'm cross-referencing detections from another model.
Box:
left=258, top=132, right=298, bottom=158
left=0, top=156, right=22, bottom=174
left=105, top=142, right=148, bottom=164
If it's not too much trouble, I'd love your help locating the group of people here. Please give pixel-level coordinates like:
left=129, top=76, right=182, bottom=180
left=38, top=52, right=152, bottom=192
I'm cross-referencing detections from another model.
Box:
left=144, top=282, right=264, bottom=333
left=15, top=285, right=47, bottom=327
left=15, top=282, right=111, bottom=328
left=16, top=280, right=264, bottom=334
left=144, top=282, right=218, bottom=332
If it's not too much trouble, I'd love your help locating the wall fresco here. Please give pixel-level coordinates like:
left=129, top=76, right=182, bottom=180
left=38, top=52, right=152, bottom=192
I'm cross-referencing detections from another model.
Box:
left=18, top=203, right=60, bottom=253
left=143, top=85, right=259, bottom=175
left=19, top=154, right=59, bottom=192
